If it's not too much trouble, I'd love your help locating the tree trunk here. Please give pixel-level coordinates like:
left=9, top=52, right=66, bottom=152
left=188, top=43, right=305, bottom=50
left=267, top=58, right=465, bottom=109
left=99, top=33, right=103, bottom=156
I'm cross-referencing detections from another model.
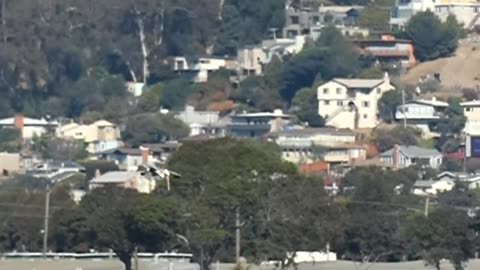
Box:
left=134, top=11, right=150, bottom=84
left=1, top=0, right=6, bottom=44
left=119, top=254, right=133, bottom=270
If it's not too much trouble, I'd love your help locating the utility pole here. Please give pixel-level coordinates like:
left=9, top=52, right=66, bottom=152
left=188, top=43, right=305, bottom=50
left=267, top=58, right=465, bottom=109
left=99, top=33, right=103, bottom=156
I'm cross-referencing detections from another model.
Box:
left=42, top=189, right=51, bottom=259
left=235, top=207, right=240, bottom=264
left=134, top=246, right=139, bottom=270
left=424, top=197, right=430, bottom=217
left=1, top=0, right=6, bottom=44
left=402, top=88, right=407, bottom=128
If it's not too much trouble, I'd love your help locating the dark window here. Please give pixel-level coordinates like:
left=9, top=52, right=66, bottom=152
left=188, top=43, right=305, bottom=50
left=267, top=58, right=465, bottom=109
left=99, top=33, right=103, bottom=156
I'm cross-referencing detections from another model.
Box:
left=290, top=16, right=299, bottom=24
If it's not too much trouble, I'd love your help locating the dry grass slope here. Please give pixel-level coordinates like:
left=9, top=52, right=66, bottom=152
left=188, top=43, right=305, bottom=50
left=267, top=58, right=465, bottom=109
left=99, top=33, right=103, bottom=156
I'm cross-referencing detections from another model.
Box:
left=401, top=38, right=480, bottom=91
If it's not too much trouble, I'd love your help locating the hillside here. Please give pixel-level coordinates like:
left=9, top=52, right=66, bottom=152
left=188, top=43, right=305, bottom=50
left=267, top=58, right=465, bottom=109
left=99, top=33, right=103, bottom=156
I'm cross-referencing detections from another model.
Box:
left=401, top=38, right=480, bottom=90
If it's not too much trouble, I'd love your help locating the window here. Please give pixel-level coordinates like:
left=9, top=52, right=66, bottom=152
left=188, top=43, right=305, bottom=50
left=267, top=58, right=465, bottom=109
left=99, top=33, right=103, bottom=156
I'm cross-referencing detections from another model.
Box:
left=337, top=100, right=343, bottom=106
left=323, top=88, right=329, bottom=94
left=324, top=100, right=330, bottom=105
left=376, top=88, right=381, bottom=94
left=313, top=16, right=320, bottom=24
left=466, top=107, right=473, bottom=112
left=290, top=16, right=299, bottom=24
left=336, top=88, right=342, bottom=94
left=363, top=114, right=368, bottom=119
left=362, top=101, right=370, bottom=108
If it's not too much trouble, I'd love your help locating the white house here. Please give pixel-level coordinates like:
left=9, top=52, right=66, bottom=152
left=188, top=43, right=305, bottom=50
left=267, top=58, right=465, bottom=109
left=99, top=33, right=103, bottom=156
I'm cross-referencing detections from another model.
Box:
left=175, top=105, right=227, bottom=136
left=461, top=100, right=480, bottom=135
left=380, top=145, right=443, bottom=169
left=173, top=57, right=236, bottom=83
left=273, top=127, right=356, bottom=147
left=395, top=97, right=448, bottom=137
left=317, top=74, right=395, bottom=129
left=413, top=179, right=454, bottom=196
left=0, top=115, right=58, bottom=140
left=437, top=171, right=480, bottom=190
left=89, top=171, right=156, bottom=194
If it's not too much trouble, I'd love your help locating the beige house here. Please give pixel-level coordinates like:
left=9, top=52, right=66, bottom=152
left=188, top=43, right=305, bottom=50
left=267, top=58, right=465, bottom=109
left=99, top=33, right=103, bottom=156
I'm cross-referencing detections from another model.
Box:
left=57, top=120, right=122, bottom=154
left=317, top=74, right=395, bottom=129
left=237, top=46, right=266, bottom=79
left=0, top=153, right=21, bottom=176
left=58, top=120, right=120, bottom=142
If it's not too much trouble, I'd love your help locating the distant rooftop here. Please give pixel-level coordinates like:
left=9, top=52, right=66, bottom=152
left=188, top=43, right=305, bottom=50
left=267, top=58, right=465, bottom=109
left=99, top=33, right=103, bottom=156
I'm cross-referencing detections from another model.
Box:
left=414, top=98, right=449, bottom=107
left=0, top=117, right=58, bottom=126
left=234, top=109, right=290, bottom=119
left=381, top=145, right=441, bottom=158
left=333, top=78, right=385, bottom=89
left=274, top=127, right=355, bottom=137
left=90, top=171, right=138, bottom=184
left=461, top=100, right=480, bottom=107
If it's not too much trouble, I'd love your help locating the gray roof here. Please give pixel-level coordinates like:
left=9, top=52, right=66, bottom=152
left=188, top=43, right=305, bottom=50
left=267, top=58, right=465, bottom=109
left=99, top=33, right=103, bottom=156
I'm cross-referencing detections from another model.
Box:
left=90, top=171, right=137, bottom=184
left=45, top=160, right=85, bottom=170
left=380, top=145, right=441, bottom=158
left=333, top=78, right=384, bottom=89
left=274, top=128, right=355, bottom=137
left=101, top=148, right=143, bottom=156
left=414, top=180, right=437, bottom=188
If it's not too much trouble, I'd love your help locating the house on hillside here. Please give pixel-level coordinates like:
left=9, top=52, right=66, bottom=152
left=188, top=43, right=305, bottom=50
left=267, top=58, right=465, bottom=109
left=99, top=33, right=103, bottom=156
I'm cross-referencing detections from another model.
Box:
left=353, top=35, right=416, bottom=69
left=272, top=127, right=356, bottom=147
left=99, top=148, right=149, bottom=171
left=395, top=97, right=448, bottom=137
left=89, top=171, right=156, bottom=194
left=437, top=171, right=480, bottom=189
left=461, top=100, right=480, bottom=135
left=227, top=110, right=291, bottom=138
left=173, top=57, right=237, bottom=83
left=27, top=160, right=86, bottom=181
left=317, top=73, right=395, bottom=130
left=283, top=0, right=364, bottom=38
left=175, top=105, right=227, bottom=136
left=0, top=115, right=58, bottom=140
left=57, top=120, right=122, bottom=155
left=272, top=128, right=366, bottom=164
left=413, top=179, right=454, bottom=196
left=390, top=0, right=480, bottom=29
left=380, top=145, right=443, bottom=169
left=0, top=153, right=21, bottom=176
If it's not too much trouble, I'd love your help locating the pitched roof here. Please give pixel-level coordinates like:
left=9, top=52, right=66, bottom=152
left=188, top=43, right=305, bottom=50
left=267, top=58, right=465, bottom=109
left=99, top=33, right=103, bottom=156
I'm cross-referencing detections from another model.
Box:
left=90, top=171, right=137, bottom=184
left=92, top=120, right=115, bottom=127
left=380, top=145, right=441, bottom=158
left=414, top=180, right=437, bottom=188
left=274, top=127, right=355, bottom=137
left=414, top=99, right=449, bottom=107
left=461, top=100, right=480, bottom=107
left=333, top=78, right=385, bottom=89
left=0, top=117, right=58, bottom=126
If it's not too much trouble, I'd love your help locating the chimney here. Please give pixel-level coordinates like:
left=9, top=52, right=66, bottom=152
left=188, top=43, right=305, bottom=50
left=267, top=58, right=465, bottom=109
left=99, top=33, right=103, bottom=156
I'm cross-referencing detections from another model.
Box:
left=392, top=144, right=399, bottom=171
left=140, top=146, right=150, bottom=165
left=95, top=169, right=101, bottom=178
left=14, top=114, right=24, bottom=135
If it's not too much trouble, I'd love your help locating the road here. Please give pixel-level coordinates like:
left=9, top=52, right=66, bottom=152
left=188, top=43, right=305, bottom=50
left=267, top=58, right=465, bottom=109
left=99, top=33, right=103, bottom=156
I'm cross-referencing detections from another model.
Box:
left=1, top=259, right=480, bottom=270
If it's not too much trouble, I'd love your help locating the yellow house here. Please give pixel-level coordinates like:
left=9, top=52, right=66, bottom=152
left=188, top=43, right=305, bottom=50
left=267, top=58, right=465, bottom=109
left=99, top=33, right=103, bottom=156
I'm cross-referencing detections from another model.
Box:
left=57, top=120, right=122, bottom=154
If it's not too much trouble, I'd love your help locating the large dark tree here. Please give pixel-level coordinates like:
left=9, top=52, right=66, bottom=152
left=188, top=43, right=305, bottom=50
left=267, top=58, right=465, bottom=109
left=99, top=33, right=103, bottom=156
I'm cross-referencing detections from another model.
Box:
left=168, top=138, right=296, bottom=270
left=405, top=11, right=462, bottom=61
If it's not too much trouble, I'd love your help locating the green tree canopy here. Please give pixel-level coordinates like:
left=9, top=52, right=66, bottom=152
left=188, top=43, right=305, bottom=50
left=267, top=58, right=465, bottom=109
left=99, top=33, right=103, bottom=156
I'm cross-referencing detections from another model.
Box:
left=404, top=11, right=462, bottom=61
left=292, top=87, right=325, bottom=127
left=123, top=113, right=190, bottom=147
